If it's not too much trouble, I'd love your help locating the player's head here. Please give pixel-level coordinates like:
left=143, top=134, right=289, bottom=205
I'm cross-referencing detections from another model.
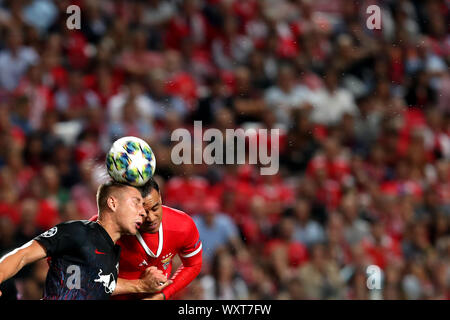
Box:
left=138, top=178, right=162, bottom=234
left=97, top=180, right=145, bottom=235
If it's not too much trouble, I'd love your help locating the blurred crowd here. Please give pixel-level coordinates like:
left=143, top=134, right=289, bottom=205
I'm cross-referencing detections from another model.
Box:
left=0, top=0, right=449, bottom=300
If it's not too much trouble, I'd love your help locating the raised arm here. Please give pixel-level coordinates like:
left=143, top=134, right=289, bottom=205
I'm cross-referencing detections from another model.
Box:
left=0, top=240, right=47, bottom=296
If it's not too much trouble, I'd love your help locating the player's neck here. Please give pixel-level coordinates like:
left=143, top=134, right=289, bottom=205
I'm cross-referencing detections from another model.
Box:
left=96, top=217, right=121, bottom=244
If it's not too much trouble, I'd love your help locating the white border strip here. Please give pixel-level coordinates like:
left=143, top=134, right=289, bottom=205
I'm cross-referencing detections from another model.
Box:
left=135, top=223, right=163, bottom=258
left=180, top=243, right=202, bottom=258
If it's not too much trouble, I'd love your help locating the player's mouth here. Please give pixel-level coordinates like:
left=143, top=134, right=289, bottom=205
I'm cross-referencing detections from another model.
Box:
left=148, top=221, right=159, bottom=229
left=135, top=221, right=143, bottom=230
left=142, top=221, right=159, bottom=231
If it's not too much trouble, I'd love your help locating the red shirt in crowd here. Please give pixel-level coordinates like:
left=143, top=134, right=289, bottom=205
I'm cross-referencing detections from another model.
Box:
left=265, top=239, right=309, bottom=268
left=361, top=235, right=402, bottom=270
left=164, top=176, right=209, bottom=214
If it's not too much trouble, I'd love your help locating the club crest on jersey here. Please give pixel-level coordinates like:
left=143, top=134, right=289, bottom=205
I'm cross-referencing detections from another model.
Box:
left=161, top=253, right=173, bottom=270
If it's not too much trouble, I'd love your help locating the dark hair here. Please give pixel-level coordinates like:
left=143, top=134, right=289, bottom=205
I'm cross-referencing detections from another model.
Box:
left=96, top=180, right=133, bottom=212
left=139, top=177, right=160, bottom=198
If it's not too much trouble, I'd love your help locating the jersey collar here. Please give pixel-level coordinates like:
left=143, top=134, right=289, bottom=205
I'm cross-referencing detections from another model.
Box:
left=94, top=221, right=116, bottom=249
left=135, top=222, right=163, bottom=258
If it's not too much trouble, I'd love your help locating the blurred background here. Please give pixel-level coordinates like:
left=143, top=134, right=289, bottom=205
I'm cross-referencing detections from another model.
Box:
left=0, top=0, right=449, bottom=300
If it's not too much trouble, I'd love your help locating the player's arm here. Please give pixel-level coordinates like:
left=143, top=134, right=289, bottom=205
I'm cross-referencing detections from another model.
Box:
left=146, top=219, right=203, bottom=300
left=113, top=266, right=172, bottom=296
left=0, top=222, right=75, bottom=296
left=153, top=252, right=202, bottom=300
left=0, top=240, right=47, bottom=297
left=143, top=256, right=202, bottom=300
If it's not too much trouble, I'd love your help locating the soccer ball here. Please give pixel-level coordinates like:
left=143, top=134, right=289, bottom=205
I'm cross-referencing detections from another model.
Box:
left=106, top=136, right=156, bottom=186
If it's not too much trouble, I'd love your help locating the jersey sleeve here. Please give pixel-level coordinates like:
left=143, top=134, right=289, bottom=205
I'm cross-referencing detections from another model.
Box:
left=178, top=217, right=202, bottom=266
left=161, top=217, right=202, bottom=299
left=33, top=221, right=82, bottom=257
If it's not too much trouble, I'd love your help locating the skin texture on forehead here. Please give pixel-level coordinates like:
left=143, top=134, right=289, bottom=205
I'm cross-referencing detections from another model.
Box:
left=113, top=185, right=142, bottom=203
left=143, top=189, right=161, bottom=208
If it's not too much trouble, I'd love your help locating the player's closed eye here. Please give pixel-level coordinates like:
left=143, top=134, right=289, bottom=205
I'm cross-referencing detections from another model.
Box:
left=133, top=198, right=142, bottom=207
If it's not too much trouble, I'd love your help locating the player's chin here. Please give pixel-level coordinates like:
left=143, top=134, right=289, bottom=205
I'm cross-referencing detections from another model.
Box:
left=147, top=222, right=160, bottom=233
left=140, top=221, right=159, bottom=233
left=129, top=222, right=142, bottom=235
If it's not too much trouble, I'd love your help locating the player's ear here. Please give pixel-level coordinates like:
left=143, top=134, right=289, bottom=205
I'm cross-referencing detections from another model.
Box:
left=107, top=196, right=117, bottom=212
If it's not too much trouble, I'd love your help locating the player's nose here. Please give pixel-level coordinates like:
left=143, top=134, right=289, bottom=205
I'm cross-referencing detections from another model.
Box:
left=138, top=206, right=146, bottom=218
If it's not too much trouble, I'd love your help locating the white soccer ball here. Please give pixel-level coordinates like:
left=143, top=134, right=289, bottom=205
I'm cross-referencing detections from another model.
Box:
left=106, top=136, right=156, bottom=186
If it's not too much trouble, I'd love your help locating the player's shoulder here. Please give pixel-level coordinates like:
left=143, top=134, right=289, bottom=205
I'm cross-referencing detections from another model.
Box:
left=163, top=205, right=191, bottom=220
left=35, top=220, right=93, bottom=244
left=58, top=219, right=92, bottom=227
left=54, top=220, right=95, bottom=233
left=163, top=206, right=196, bottom=229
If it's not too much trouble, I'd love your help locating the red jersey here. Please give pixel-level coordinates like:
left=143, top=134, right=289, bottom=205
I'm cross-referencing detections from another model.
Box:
left=90, top=205, right=202, bottom=299
left=116, top=205, right=202, bottom=299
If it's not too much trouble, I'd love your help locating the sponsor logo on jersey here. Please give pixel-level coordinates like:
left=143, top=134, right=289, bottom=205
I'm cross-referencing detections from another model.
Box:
left=139, top=260, right=148, bottom=267
left=94, top=269, right=116, bottom=294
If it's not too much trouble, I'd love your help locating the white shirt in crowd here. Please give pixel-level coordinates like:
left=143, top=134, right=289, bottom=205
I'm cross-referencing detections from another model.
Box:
left=0, top=47, right=39, bottom=91
left=309, top=87, right=358, bottom=125
left=107, top=90, right=156, bottom=123
left=265, top=84, right=313, bottom=126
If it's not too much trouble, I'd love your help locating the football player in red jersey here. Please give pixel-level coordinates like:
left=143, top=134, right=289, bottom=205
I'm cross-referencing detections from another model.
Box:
left=91, top=178, right=202, bottom=300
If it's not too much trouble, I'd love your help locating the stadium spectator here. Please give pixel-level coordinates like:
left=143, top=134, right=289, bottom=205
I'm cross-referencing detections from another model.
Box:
left=201, top=249, right=249, bottom=300
left=298, top=243, right=345, bottom=299
left=292, top=197, right=326, bottom=247
left=265, top=215, right=309, bottom=283
left=0, top=28, right=38, bottom=92
left=193, top=197, right=242, bottom=266
left=265, top=64, right=313, bottom=127
left=310, top=68, right=358, bottom=125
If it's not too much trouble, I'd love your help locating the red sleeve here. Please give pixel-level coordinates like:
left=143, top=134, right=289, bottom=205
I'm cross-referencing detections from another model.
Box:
left=162, top=261, right=202, bottom=299
left=162, top=217, right=202, bottom=299
left=89, top=214, right=98, bottom=221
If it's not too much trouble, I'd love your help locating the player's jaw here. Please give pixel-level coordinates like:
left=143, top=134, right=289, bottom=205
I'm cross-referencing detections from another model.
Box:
left=141, top=219, right=159, bottom=233
left=129, top=215, right=144, bottom=234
